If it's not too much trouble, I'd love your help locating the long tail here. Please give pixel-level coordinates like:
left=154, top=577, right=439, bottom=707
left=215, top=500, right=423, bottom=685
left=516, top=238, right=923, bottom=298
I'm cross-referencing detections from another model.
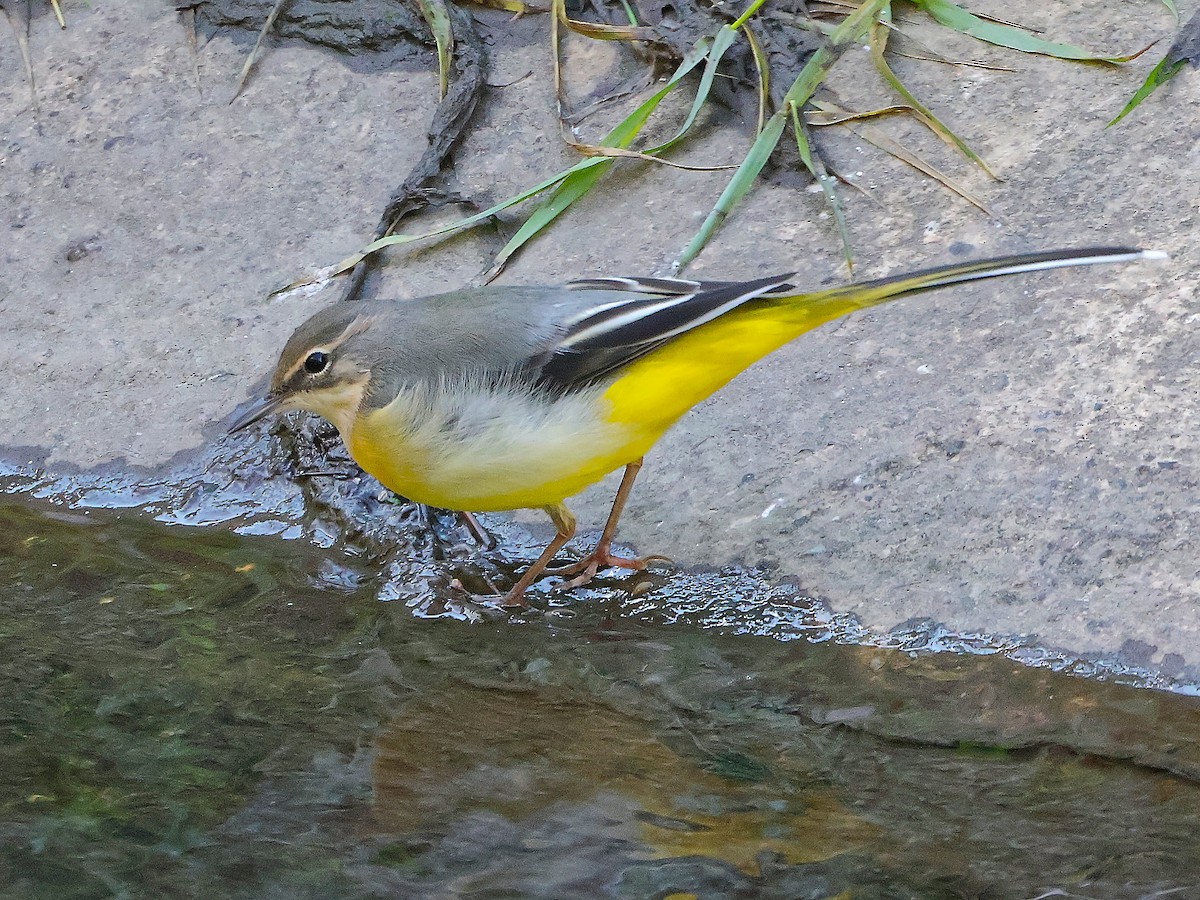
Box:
left=601, top=246, right=1166, bottom=436
left=775, top=246, right=1166, bottom=313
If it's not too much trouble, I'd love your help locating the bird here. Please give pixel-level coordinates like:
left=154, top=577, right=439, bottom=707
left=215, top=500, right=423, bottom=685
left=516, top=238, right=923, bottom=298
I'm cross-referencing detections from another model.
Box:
left=229, top=246, right=1163, bottom=606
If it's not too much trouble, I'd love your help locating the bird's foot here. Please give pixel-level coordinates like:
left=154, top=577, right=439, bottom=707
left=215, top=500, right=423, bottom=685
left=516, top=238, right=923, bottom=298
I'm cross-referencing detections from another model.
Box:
left=499, top=588, right=528, bottom=609
left=495, top=534, right=670, bottom=607
left=546, top=542, right=671, bottom=590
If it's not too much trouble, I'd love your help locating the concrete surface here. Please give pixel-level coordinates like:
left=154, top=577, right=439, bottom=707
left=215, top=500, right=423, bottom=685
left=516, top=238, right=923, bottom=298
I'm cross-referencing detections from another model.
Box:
left=2, top=1, right=1196, bottom=669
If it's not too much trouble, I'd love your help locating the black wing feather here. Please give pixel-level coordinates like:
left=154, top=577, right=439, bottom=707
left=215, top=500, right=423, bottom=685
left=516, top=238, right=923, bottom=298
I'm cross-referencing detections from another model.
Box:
left=539, top=273, right=796, bottom=390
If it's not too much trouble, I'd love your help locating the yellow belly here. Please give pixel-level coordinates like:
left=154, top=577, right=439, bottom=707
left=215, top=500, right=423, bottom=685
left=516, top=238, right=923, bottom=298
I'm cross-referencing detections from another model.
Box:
left=344, top=297, right=858, bottom=512
left=346, top=381, right=650, bottom=511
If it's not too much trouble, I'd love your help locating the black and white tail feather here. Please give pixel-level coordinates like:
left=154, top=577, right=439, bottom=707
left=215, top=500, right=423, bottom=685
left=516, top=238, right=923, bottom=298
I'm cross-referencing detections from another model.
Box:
left=537, top=247, right=1164, bottom=390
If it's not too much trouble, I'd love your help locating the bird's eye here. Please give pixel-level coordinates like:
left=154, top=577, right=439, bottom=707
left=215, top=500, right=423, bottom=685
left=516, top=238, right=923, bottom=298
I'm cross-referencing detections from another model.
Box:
left=304, top=351, right=329, bottom=374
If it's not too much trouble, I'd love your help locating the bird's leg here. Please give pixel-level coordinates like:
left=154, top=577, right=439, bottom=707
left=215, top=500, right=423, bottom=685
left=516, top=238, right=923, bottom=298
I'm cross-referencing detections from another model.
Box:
left=502, top=503, right=577, bottom=607
left=417, top=506, right=494, bottom=557
left=546, top=458, right=670, bottom=588
left=459, top=511, right=495, bottom=548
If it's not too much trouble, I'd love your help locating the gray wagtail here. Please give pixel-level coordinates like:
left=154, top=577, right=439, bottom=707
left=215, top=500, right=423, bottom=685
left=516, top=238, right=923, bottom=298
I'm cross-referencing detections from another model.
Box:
left=229, top=247, right=1164, bottom=605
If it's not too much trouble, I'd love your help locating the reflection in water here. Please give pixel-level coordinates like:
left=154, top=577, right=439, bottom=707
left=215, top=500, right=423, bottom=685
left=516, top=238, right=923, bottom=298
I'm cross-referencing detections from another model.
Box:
left=373, top=684, right=876, bottom=870
left=2, top=496, right=1200, bottom=897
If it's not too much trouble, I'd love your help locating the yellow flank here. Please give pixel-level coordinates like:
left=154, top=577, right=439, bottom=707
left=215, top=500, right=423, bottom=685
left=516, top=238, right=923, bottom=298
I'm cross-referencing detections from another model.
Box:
left=347, top=380, right=636, bottom=512
left=344, top=292, right=862, bottom=513
left=602, top=292, right=865, bottom=436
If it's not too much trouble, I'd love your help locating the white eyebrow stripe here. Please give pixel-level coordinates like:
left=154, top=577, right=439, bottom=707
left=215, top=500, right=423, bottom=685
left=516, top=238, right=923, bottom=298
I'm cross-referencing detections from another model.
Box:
left=279, top=314, right=374, bottom=383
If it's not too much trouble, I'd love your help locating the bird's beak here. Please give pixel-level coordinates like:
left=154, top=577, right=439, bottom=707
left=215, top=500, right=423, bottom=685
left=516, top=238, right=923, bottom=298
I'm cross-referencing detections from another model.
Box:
left=227, top=393, right=286, bottom=434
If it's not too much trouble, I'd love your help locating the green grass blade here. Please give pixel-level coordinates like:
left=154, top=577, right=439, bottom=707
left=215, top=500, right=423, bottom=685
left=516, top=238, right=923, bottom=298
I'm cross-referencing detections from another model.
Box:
left=791, top=104, right=852, bottom=273
left=488, top=164, right=617, bottom=277
left=488, top=39, right=715, bottom=274
left=1108, top=54, right=1188, bottom=126
left=730, top=0, right=771, bottom=31
left=675, top=0, right=892, bottom=272
left=673, top=107, right=789, bottom=272
left=914, top=0, right=1141, bottom=63
left=654, top=27, right=741, bottom=153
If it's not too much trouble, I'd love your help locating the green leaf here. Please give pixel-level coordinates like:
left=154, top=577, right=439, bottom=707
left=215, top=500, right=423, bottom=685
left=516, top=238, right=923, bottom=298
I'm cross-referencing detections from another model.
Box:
left=1108, top=54, right=1188, bottom=126
left=742, top=23, right=770, bottom=135
left=729, top=0, right=771, bottom=31
left=913, top=0, right=1142, bottom=63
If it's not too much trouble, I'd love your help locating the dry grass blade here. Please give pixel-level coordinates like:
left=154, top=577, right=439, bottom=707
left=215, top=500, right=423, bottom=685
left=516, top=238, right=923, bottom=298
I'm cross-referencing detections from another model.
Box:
left=891, top=48, right=1014, bottom=71
left=673, top=107, right=789, bottom=273
left=49, top=0, right=64, bottom=28
left=561, top=18, right=658, bottom=41
left=567, top=142, right=737, bottom=171
left=742, top=21, right=770, bottom=135
left=417, top=0, right=455, bottom=100
left=806, top=102, right=921, bottom=126
left=1, top=0, right=37, bottom=109
left=869, top=12, right=997, bottom=178
left=231, top=0, right=292, bottom=104
left=550, top=0, right=567, bottom=116
left=811, top=99, right=994, bottom=217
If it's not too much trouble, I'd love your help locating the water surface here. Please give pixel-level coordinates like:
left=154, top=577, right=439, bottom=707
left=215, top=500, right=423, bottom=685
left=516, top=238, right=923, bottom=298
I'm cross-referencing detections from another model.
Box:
left=3, top=497, right=1199, bottom=898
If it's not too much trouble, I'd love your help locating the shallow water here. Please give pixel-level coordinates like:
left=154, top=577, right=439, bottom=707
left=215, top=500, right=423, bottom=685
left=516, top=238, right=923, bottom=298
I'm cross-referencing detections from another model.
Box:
left=3, top=494, right=1200, bottom=899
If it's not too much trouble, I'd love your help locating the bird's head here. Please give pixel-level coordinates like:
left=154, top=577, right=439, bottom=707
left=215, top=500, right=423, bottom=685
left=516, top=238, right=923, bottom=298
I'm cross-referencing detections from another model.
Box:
left=228, top=304, right=380, bottom=437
